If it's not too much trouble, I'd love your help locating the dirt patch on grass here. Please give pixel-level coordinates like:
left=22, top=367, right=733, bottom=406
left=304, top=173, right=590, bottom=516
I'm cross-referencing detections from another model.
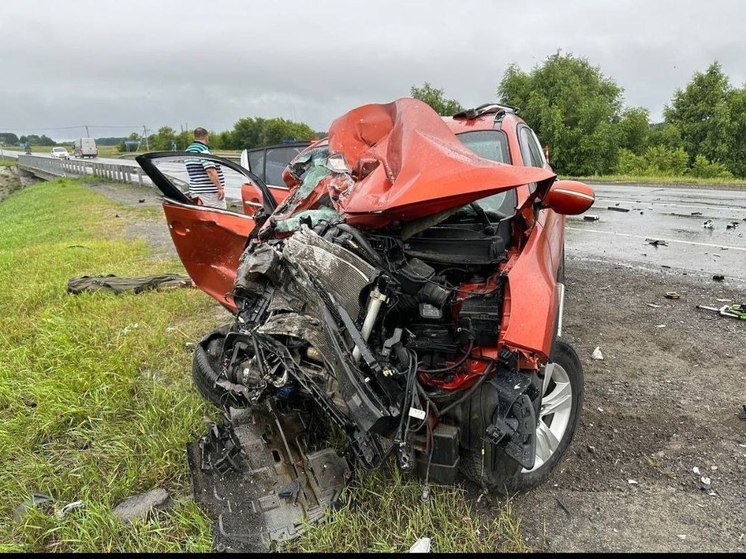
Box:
left=78, top=180, right=746, bottom=552
left=83, top=181, right=177, bottom=260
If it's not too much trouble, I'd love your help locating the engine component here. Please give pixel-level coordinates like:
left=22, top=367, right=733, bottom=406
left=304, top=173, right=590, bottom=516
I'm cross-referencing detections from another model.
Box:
left=459, top=292, right=501, bottom=346
left=413, top=423, right=460, bottom=484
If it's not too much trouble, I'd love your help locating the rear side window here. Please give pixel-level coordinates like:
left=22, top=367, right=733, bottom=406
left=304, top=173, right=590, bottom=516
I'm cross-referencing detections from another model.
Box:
left=456, top=130, right=511, bottom=164
left=518, top=125, right=546, bottom=168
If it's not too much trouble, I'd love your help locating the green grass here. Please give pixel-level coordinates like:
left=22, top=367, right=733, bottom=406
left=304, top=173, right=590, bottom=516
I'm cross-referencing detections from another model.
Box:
left=0, top=179, right=224, bottom=552
left=0, top=178, right=530, bottom=552
left=284, top=461, right=528, bottom=553
left=563, top=173, right=746, bottom=187
left=0, top=159, right=17, bottom=167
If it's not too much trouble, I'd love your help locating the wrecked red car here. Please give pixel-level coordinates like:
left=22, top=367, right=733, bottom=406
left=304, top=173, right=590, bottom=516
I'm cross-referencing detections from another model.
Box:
left=137, top=98, right=594, bottom=549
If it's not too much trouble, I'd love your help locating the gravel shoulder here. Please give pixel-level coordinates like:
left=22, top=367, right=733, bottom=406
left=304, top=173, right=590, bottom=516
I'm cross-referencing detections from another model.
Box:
left=78, top=180, right=746, bottom=552
left=501, top=258, right=746, bottom=552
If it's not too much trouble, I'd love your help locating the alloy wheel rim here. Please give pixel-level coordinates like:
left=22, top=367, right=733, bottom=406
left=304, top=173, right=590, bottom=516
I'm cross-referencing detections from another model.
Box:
left=522, top=362, right=573, bottom=473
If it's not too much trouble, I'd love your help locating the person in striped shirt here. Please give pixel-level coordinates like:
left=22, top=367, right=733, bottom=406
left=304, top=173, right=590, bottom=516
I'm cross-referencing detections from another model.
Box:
left=185, top=127, right=226, bottom=209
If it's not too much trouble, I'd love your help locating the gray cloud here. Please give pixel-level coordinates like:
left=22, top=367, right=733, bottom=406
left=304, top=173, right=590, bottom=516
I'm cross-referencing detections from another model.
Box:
left=1, top=0, right=744, bottom=140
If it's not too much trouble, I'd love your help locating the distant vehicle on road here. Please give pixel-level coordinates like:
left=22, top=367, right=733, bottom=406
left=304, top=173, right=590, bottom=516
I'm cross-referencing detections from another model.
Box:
left=73, top=138, right=98, bottom=159
left=50, top=147, right=70, bottom=159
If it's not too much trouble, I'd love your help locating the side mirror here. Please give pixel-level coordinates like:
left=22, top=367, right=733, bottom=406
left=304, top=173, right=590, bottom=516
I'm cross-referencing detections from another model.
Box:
left=541, top=180, right=595, bottom=215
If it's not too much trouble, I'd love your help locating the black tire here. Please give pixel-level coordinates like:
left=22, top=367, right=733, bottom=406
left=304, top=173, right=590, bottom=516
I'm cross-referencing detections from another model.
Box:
left=191, top=325, right=249, bottom=409
left=460, top=337, right=583, bottom=495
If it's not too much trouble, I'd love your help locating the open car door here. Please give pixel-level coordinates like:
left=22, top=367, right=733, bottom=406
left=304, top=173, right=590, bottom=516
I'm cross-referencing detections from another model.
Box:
left=239, top=142, right=311, bottom=215
left=136, top=152, right=277, bottom=312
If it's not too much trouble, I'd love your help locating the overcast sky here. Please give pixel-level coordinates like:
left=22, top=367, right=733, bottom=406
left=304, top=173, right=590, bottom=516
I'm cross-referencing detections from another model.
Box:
left=1, top=0, right=744, bottom=141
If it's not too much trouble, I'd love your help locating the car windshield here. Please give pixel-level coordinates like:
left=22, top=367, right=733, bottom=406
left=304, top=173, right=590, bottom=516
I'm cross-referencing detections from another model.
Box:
left=53, top=148, right=66, bottom=152
left=455, top=130, right=516, bottom=219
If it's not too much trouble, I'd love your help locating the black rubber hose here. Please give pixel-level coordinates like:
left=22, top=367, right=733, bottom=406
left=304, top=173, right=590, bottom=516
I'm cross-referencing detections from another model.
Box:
left=335, top=223, right=384, bottom=266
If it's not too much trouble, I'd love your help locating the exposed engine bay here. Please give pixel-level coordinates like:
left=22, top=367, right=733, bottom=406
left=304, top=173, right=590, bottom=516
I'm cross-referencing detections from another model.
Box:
left=191, top=196, right=546, bottom=550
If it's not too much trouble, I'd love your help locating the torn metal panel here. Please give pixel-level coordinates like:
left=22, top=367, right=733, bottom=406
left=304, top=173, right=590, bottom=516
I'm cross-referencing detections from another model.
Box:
left=188, top=407, right=349, bottom=552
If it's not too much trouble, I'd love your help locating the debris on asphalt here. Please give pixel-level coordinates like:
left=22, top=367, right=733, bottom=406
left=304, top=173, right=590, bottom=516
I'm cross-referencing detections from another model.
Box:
left=592, top=347, right=604, bottom=360
left=700, top=476, right=712, bottom=490
left=716, top=298, right=731, bottom=302
left=690, top=211, right=702, bottom=216
left=583, top=214, right=600, bottom=222
left=696, top=303, right=746, bottom=320
left=57, top=500, right=85, bottom=518
left=587, top=444, right=596, bottom=454
left=664, top=292, right=680, bottom=299
left=738, top=405, right=746, bottom=421
left=13, top=493, right=55, bottom=522
left=712, top=275, right=725, bottom=282
left=555, top=497, right=571, bottom=516
left=692, top=466, right=701, bottom=475
left=656, top=324, right=666, bottom=328
left=409, top=537, right=432, bottom=553
left=726, top=221, right=739, bottom=230
left=608, top=206, right=630, bottom=212
left=703, top=220, right=714, bottom=229
left=646, top=303, right=661, bottom=308
left=628, top=479, right=639, bottom=485
left=646, top=239, right=668, bottom=247
left=112, top=488, right=170, bottom=523
left=138, top=198, right=145, bottom=203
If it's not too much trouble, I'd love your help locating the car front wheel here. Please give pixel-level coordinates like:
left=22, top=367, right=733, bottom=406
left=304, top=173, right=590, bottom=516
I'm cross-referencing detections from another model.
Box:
left=506, top=337, right=584, bottom=493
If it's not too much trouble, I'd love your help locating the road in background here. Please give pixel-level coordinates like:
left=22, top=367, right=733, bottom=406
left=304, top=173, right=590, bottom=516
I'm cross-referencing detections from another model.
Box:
left=567, top=183, right=746, bottom=284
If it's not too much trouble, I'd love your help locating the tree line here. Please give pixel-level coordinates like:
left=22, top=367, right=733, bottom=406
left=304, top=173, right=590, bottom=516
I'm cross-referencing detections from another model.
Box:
left=412, top=54, right=744, bottom=179
left=117, top=117, right=320, bottom=153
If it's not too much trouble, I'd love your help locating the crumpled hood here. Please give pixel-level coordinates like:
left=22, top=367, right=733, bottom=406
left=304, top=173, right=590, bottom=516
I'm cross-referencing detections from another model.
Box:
left=318, top=98, right=557, bottom=223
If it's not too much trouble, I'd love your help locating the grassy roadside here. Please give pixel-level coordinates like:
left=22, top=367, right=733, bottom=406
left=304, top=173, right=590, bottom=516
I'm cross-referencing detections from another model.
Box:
left=0, top=178, right=528, bottom=553
left=563, top=173, right=746, bottom=187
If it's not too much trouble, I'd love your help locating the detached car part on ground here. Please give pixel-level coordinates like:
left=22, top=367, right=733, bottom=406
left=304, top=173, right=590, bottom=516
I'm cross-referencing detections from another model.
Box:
left=137, top=99, right=595, bottom=550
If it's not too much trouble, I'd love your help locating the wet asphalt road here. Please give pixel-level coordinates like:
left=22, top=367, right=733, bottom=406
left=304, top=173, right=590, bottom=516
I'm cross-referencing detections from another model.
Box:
left=566, top=183, right=746, bottom=286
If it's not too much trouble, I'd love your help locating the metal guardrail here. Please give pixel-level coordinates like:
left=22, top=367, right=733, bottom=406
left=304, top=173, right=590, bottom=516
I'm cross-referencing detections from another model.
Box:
left=15, top=155, right=152, bottom=186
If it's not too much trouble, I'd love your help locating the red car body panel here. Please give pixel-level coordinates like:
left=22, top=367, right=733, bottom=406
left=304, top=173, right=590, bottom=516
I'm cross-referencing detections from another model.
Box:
left=162, top=200, right=255, bottom=312
left=323, top=99, right=555, bottom=224
left=153, top=98, right=593, bottom=370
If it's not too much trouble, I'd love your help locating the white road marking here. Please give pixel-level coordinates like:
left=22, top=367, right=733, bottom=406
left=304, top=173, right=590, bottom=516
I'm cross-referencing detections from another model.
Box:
left=566, top=227, right=746, bottom=251
left=593, top=197, right=746, bottom=212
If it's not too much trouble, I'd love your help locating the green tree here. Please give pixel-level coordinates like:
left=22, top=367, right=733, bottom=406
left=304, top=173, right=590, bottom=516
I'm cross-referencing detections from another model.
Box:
left=232, top=117, right=266, bottom=149
left=26, top=134, right=56, bottom=146
left=690, top=154, right=733, bottom=178
left=498, top=53, right=622, bottom=175
left=617, top=107, right=650, bottom=155
left=410, top=82, right=464, bottom=116
left=725, top=86, right=746, bottom=177
left=149, top=126, right=177, bottom=151
left=232, top=117, right=316, bottom=149
left=647, top=122, right=683, bottom=150
left=0, top=132, right=19, bottom=145
left=663, top=62, right=732, bottom=168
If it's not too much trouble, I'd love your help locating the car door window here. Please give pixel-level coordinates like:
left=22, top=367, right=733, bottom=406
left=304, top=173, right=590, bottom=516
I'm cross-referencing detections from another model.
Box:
left=455, top=130, right=511, bottom=164
left=455, top=130, right=516, bottom=218
left=137, top=152, right=274, bottom=215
